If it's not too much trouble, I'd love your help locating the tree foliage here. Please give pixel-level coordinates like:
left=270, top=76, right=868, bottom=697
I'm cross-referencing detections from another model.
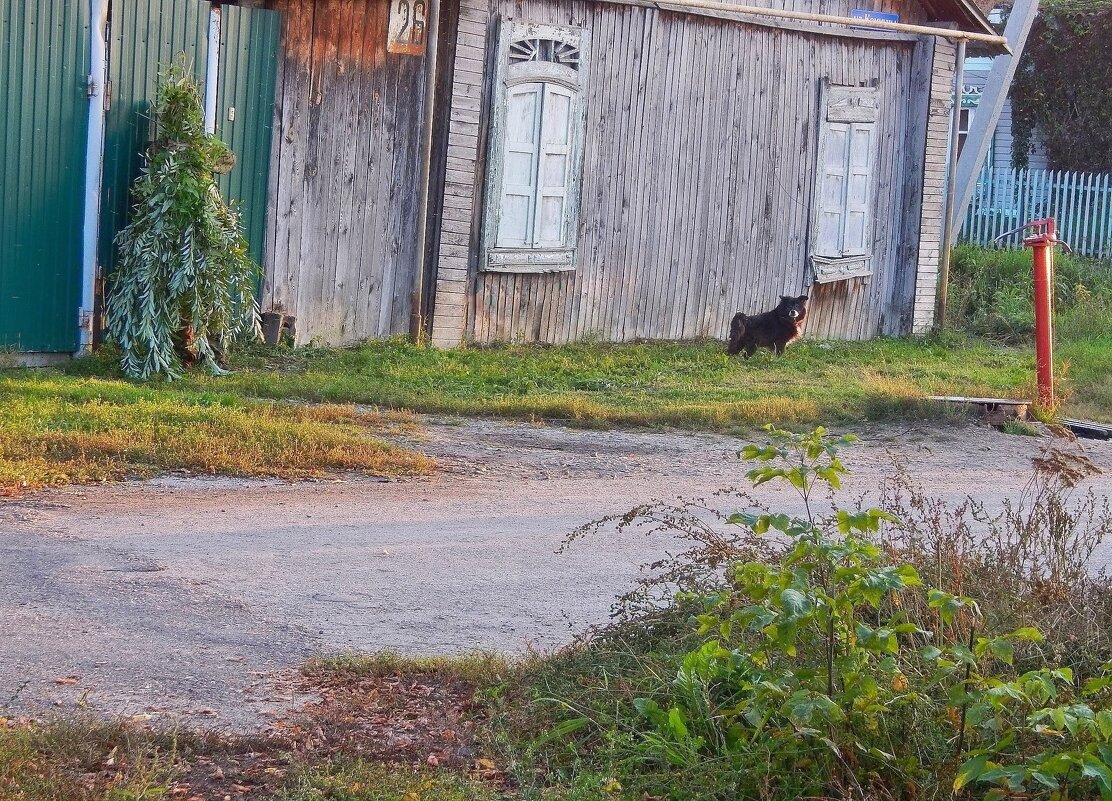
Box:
left=106, top=60, right=260, bottom=380
left=1010, top=0, right=1112, bottom=171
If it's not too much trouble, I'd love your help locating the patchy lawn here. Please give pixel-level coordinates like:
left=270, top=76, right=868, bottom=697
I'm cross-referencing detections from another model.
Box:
left=66, top=333, right=1110, bottom=427
left=4, top=331, right=1108, bottom=496
left=0, top=372, right=433, bottom=497
left=0, top=653, right=511, bottom=801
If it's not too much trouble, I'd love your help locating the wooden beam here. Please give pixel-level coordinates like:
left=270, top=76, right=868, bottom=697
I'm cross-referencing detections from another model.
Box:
left=599, top=0, right=1008, bottom=46
left=653, top=1, right=920, bottom=44
left=950, top=0, right=1040, bottom=232
left=938, top=39, right=966, bottom=327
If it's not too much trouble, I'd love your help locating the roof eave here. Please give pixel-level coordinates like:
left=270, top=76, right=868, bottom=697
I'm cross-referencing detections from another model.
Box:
left=937, top=0, right=1001, bottom=38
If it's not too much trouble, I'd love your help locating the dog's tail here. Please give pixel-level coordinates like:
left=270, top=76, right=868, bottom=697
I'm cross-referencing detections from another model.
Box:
left=727, top=313, right=746, bottom=355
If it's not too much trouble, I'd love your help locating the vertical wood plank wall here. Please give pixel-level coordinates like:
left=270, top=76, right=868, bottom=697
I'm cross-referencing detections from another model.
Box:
left=430, top=0, right=944, bottom=346
left=264, top=0, right=429, bottom=344
left=913, top=37, right=956, bottom=334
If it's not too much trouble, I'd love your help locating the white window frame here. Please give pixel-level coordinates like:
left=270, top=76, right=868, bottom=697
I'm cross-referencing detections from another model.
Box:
left=957, top=106, right=973, bottom=158
left=480, top=20, right=589, bottom=274
left=809, top=82, right=880, bottom=284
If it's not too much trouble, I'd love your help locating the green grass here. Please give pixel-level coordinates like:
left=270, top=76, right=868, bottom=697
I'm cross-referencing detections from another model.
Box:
left=66, top=332, right=1108, bottom=427
left=0, top=722, right=505, bottom=801
left=0, top=720, right=182, bottom=801
left=0, top=371, right=433, bottom=496
left=304, top=650, right=515, bottom=686
left=4, top=330, right=1106, bottom=495
left=277, top=762, right=503, bottom=801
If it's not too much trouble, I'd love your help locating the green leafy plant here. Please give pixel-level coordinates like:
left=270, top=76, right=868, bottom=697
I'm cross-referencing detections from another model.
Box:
left=947, top=244, right=1112, bottom=344
left=618, top=425, right=1112, bottom=799
left=106, top=59, right=260, bottom=380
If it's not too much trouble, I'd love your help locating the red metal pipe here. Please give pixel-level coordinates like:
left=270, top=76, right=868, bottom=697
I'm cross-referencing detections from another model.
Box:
left=1023, top=218, right=1056, bottom=410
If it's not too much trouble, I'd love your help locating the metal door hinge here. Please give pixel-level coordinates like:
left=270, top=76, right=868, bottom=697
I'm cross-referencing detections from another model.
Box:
left=78, top=308, right=94, bottom=331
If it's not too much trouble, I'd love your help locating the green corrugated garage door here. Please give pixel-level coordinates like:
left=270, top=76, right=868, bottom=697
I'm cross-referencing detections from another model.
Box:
left=99, top=0, right=280, bottom=281
left=0, top=0, right=90, bottom=352
left=0, top=0, right=279, bottom=355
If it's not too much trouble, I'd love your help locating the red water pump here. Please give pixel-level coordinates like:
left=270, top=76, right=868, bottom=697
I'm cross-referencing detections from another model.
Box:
left=996, top=217, right=1072, bottom=410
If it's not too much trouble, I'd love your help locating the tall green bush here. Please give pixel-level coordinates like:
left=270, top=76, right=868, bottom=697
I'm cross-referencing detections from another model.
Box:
left=106, top=61, right=260, bottom=380
left=1010, top=0, right=1112, bottom=171
left=627, top=426, right=1112, bottom=799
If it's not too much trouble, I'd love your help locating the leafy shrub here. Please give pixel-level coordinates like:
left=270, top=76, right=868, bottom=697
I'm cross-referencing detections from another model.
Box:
left=503, top=426, right=1112, bottom=801
left=1010, top=0, right=1112, bottom=172
left=105, top=60, right=260, bottom=380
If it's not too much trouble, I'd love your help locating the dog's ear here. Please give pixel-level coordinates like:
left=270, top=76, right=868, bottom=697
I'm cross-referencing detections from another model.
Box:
left=779, top=295, right=792, bottom=303
left=797, top=294, right=809, bottom=303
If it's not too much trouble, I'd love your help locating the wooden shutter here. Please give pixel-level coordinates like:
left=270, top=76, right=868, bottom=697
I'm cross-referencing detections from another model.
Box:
left=498, top=83, right=542, bottom=247
left=481, top=20, right=588, bottom=273
left=842, top=122, right=875, bottom=256
left=811, top=84, right=878, bottom=263
left=535, top=84, right=573, bottom=247
left=815, top=123, right=850, bottom=257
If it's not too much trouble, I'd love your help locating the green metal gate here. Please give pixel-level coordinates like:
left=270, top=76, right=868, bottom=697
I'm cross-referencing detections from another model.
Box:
left=100, top=0, right=280, bottom=276
left=0, top=0, right=90, bottom=352
left=0, top=0, right=278, bottom=355
left=97, top=0, right=211, bottom=270
left=216, top=5, right=281, bottom=269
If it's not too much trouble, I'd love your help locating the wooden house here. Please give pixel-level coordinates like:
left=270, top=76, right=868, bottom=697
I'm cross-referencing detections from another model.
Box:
left=0, top=0, right=1001, bottom=358
left=423, top=0, right=1000, bottom=346
left=257, top=0, right=1000, bottom=348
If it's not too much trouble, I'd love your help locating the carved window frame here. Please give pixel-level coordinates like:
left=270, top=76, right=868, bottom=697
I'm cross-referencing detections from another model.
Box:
left=480, top=20, right=589, bottom=274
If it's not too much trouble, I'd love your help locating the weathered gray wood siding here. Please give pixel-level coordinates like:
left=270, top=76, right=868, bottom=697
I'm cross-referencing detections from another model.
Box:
left=264, top=0, right=429, bottom=345
left=912, top=36, right=956, bottom=334
left=431, top=0, right=942, bottom=346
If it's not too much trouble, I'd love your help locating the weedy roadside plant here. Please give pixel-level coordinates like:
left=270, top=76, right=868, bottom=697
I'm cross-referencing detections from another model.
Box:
left=106, top=58, right=260, bottom=380
left=530, top=426, right=1112, bottom=801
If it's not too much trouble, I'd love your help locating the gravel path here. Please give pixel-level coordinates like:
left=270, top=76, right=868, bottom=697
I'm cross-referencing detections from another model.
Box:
left=2, top=417, right=1110, bottom=732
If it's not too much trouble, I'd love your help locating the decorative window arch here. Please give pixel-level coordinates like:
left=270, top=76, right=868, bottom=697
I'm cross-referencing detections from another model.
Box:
left=481, top=21, right=589, bottom=273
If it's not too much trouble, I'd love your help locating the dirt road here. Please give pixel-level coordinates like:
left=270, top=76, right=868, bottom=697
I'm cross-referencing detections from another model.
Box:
left=2, top=418, right=1110, bottom=731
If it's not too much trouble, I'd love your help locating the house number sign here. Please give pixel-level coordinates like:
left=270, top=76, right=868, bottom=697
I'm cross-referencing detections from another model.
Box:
left=388, top=0, right=428, bottom=55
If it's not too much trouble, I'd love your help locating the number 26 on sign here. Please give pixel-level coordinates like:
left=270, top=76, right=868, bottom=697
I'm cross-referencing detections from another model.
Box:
left=388, top=0, right=427, bottom=55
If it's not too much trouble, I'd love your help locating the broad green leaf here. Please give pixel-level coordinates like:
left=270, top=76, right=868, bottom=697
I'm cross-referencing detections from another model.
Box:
left=1009, top=626, right=1045, bottom=642
left=989, top=638, right=1015, bottom=666
left=779, top=588, right=810, bottom=616
left=667, top=706, right=689, bottom=740
left=954, top=754, right=991, bottom=791
left=633, top=697, right=667, bottom=726
left=1082, top=754, right=1112, bottom=797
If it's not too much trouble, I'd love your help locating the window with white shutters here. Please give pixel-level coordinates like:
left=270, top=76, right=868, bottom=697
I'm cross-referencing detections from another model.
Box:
left=482, top=22, right=588, bottom=273
left=810, top=84, right=879, bottom=283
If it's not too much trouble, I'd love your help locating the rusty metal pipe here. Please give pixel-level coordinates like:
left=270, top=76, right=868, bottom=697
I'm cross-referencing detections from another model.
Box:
left=1025, top=218, right=1058, bottom=410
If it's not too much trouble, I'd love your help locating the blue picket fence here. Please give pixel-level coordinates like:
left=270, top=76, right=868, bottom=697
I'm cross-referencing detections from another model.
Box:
left=960, top=165, right=1112, bottom=259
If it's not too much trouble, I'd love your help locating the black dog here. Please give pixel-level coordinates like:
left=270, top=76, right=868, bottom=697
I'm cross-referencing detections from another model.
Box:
left=727, top=295, right=809, bottom=358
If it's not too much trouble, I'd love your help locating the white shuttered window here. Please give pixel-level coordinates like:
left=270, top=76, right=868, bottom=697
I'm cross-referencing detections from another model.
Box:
left=810, top=84, right=879, bottom=283
left=482, top=22, right=588, bottom=273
